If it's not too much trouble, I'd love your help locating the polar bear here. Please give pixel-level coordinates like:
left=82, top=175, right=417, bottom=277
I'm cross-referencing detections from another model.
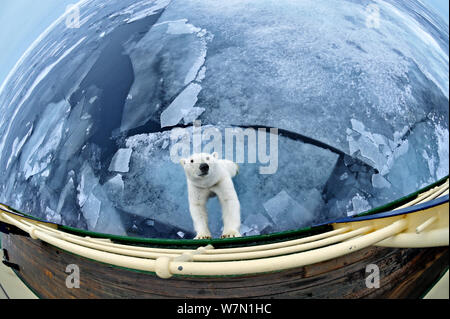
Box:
left=180, top=152, right=241, bottom=239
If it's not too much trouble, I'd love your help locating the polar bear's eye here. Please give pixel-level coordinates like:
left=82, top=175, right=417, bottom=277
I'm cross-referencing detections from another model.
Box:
left=206, top=157, right=210, bottom=161
left=190, top=159, right=194, bottom=163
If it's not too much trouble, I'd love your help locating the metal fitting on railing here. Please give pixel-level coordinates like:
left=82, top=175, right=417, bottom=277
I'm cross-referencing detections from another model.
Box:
left=155, top=245, right=214, bottom=278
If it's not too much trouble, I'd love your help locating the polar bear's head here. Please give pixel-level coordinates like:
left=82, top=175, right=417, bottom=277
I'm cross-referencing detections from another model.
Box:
left=180, top=152, right=220, bottom=184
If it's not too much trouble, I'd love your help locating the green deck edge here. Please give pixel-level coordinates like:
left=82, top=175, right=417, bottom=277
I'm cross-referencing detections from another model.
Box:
left=1, top=175, right=448, bottom=249
left=59, top=223, right=333, bottom=249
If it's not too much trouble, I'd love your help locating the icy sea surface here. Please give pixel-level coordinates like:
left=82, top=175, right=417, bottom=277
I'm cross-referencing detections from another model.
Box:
left=0, top=0, right=448, bottom=238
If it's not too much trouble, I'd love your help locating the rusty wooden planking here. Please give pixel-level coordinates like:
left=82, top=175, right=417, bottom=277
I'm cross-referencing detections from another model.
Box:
left=1, top=233, right=448, bottom=299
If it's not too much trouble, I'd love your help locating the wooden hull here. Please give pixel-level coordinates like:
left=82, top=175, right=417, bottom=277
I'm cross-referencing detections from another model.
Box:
left=2, top=232, right=448, bottom=299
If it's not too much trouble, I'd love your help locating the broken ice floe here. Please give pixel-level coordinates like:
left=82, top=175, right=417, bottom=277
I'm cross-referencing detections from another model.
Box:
left=177, top=231, right=185, bottom=238
left=45, top=207, right=62, bottom=224
left=6, top=124, right=33, bottom=170
left=121, top=18, right=211, bottom=132
left=347, top=193, right=372, bottom=217
left=160, top=83, right=204, bottom=128
left=108, top=148, right=133, bottom=173
left=105, top=174, right=125, bottom=193
left=127, top=0, right=171, bottom=23
left=242, top=213, right=272, bottom=236
left=82, top=192, right=101, bottom=229
left=20, top=100, right=69, bottom=179
left=371, top=173, right=391, bottom=189
left=346, top=119, right=409, bottom=181
left=162, top=19, right=202, bottom=35
left=435, top=124, right=449, bottom=179
left=77, top=162, right=126, bottom=235
left=263, top=190, right=315, bottom=231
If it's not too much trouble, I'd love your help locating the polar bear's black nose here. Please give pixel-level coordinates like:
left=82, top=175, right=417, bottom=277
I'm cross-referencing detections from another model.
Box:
left=199, top=163, right=209, bottom=172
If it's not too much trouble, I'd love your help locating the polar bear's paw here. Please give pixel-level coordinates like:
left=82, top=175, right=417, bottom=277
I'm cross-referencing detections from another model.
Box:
left=221, top=230, right=241, bottom=238
left=194, top=234, right=212, bottom=240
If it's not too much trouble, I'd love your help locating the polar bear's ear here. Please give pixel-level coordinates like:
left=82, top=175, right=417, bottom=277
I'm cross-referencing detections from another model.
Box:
left=212, top=152, right=219, bottom=159
left=180, top=158, right=186, bottom=165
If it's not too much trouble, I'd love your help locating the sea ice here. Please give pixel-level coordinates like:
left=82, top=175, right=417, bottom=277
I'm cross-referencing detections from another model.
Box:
left=371, top=173, right=391, bottom=189
left=108, top=148, right=133, bottom=173
left=243, top=213, right=272, bottom=234
left=20, top=100, right=69, bottom=179
left=45, top=207, right=62, bottom=224
left=348, top=193, right=371, bottom=216
left=160, top=83, right=203, bottom=128
left=6, top=124, right=33, bottom=170
left=105, top=174, right=125, bottom=192
left=263, top=190, right=314, bottom=231
left=126, top=0, right=171, bottom=23
left=121, top=16, right=210, bottom=132
left=81, top=192, right=101, bottom=229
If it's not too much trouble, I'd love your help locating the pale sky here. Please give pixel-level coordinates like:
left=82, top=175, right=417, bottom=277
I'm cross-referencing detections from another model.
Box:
left=0, top=0, right=75, bottom=89
left=0, top=0, right=448, bottom=91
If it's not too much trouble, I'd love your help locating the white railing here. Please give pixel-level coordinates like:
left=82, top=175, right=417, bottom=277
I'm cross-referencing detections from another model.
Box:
left=0, top=180, right=448, bottom=278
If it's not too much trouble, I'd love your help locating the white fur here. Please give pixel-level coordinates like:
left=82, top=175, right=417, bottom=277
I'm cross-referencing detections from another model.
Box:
left=180, top=152, right=241, bottom=239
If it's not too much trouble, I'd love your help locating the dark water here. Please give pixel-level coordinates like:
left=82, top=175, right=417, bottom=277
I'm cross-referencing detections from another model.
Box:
left=69, top=11, right=164, bottom=179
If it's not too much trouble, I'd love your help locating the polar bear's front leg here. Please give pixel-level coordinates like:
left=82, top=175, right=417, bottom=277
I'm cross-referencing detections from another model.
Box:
left=220, top=199, right=241, bottom=238
left=212, top=179, right=241, bottom=238
left=189, top=203, right=211, bottom=239
left=188, top=184, right=212, bottom=239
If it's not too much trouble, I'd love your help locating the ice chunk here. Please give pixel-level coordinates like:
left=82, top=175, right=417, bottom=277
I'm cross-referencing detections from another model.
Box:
left=348, top=193, right=371, bottom=216
left=56, top=177, right=75, bottom=214
left=81, top=193, right=101, bottom=229
left=126, top=0, right=171, bottom=23
left=371, top=173, right=391, bottom=189
left=163, top=19, right=202, bottom=35
left=196, top=66, right=206, bottom=82
left=59, top=91, right=98, bottom=161
left=183, top=37, right=207, bottom=84
left=104, top=174, right=125, bottom=195
left=121, top=16, right=210, bottom=132
left=422, top=150, right=435, bottom=178
left=241, top=224, right=260, bottom=237
left=41, top=169, right=50, bottom=178
left=350, top=119, right=367, bottom=136
left=77, top=161, right=126, bottom=235
left=0, top=36, right=86, bottom=163
left=108, top=148, right=133, bottom=173
left=77, top=163, right=97, bottom=208
left=239, top=224, right=252, bottom=236
left=45, top=207, right=62, bottom=224
left=263, top=190, right=314, bottom=231
left=177, top=231, right=185, bottom=238
left=358, top=135, right=387, bottom=170
left=160, top=83, right=203, bottom=128
left=6, top=124, right=33, bottom=170
left=435, top=124, right=449, bottom=179
left=183, top=106, right=206, bottom=125
left=243, top=213, right=272, bottom=233
left=21, top=100, right=69, bottom=179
